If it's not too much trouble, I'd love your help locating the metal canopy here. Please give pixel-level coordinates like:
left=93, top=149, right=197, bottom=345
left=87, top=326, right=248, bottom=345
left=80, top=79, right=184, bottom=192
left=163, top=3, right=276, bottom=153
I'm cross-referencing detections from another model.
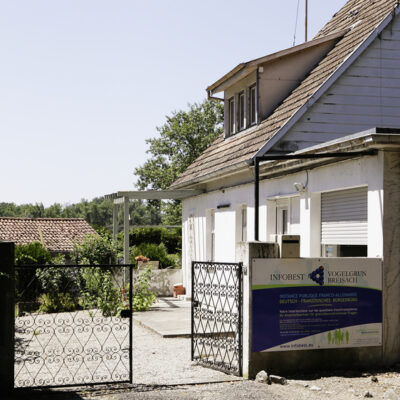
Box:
left=106, top=189, right=204, bottom=264
left=105, top=190, right=203, bottom=202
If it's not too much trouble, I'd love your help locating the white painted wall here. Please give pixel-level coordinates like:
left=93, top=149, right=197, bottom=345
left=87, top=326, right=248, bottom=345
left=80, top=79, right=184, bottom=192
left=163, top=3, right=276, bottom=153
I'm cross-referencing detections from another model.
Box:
left=182, top=154, right=384, bottom=295
left=273, top=15, right=400, bottom=152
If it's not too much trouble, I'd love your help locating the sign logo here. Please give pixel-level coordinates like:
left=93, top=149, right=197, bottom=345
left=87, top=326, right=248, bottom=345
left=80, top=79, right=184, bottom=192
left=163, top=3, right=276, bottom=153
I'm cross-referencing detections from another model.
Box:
left=309, top=266, right=324, bottom=286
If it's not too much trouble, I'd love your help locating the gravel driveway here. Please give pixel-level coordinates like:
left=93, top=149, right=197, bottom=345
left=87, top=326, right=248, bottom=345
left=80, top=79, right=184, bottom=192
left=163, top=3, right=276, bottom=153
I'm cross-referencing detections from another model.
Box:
left=131, top=320, right=240, bottom=385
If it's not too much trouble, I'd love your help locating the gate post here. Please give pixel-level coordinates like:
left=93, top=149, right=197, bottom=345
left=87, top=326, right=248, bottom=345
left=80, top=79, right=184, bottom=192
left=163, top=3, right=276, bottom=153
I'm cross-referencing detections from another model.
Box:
left=0, top=242, right=15, bottom=392
left=236, top=241, right=279, bottom=379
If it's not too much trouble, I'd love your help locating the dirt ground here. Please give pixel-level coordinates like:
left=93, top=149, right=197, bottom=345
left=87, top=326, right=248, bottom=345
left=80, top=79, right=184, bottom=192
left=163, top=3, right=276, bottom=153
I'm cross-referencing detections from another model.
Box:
left=264, top=369, right=400, bottom=400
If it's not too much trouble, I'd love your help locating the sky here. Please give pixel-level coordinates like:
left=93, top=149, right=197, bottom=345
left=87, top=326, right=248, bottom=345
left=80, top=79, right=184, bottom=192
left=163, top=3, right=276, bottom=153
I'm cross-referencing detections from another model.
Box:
left=0, top=0, right=347, bottom=206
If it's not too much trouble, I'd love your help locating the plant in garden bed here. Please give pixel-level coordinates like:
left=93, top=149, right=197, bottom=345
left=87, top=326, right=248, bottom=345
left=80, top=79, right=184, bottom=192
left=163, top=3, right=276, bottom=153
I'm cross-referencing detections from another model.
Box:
left=130, top=243, right=178, bottom=268
left=38, top=292, right=78, bottom=313
left=79, top=267, right=123, bottom=317
left=73, top=233, right=117, bottom=265
left=132, top=265, right=156, bottom=311
left=35, top=266, right=82, bottom=313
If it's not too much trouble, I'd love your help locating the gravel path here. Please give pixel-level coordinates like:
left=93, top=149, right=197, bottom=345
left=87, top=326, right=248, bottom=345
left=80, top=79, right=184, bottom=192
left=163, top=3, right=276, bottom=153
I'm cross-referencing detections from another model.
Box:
left=131, top=320, right=240, bottom=385
left=15, top=310, right=130, bottom=388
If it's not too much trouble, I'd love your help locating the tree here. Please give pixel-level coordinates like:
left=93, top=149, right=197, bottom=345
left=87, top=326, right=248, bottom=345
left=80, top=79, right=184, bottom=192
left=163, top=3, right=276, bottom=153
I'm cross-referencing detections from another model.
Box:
left=134, top=99, right=224, bottom=223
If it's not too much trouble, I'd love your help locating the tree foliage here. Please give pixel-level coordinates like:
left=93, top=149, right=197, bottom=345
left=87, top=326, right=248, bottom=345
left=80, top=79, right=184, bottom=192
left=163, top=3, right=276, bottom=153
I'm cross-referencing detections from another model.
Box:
left=0, top=197, right=159, bottom=230
left=135, top=99, right=223, bottom=190
left=134, top=99, right=224, bottom=224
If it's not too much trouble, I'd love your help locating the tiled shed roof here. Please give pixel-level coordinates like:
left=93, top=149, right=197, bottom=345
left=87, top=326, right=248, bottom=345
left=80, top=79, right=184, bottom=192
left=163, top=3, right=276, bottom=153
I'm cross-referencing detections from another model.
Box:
left=0, top=217, right=98, bottom=253
left=171, top=0, right=399, bottom=189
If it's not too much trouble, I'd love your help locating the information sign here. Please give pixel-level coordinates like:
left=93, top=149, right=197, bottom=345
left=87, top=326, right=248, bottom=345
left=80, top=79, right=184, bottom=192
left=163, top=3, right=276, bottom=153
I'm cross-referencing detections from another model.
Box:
left=252, top=258, right=382, bottom=352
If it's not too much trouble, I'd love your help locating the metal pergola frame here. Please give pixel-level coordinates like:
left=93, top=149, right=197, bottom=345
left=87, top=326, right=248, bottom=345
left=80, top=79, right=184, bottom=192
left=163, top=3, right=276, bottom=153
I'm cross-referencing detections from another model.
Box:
left=253, top=150, right=378, bottom=241
left=104, top=190, right=203, bottom=263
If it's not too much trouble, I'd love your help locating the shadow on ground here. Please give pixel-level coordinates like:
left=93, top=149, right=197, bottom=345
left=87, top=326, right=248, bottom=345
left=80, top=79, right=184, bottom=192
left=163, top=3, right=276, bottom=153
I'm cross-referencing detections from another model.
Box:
left=7, top=384, right=192, bottom=400
left=286, top=365, right=400, bottom=381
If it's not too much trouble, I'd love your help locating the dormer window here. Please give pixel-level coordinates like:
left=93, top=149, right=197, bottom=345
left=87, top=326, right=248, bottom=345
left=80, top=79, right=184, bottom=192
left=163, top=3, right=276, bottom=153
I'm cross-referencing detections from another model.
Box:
left=228, top=97, right=235, bottom=135
left=249, top=85, right=257, bottom=125
left=238, top=91, right=245, bottom=131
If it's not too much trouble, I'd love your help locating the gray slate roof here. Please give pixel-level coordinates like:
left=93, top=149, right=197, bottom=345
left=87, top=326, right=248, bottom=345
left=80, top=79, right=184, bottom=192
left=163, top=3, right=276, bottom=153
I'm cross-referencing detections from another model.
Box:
left=171, top=0, right=399, bottom=189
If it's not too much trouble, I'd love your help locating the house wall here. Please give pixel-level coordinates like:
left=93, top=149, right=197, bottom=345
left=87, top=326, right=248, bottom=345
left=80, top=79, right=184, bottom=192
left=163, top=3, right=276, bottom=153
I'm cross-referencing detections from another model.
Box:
left=273, top=15, right=400, bottom=152
left=258, top=40, right=338, bottom=125
left=182, top=153, right=384, bottom=295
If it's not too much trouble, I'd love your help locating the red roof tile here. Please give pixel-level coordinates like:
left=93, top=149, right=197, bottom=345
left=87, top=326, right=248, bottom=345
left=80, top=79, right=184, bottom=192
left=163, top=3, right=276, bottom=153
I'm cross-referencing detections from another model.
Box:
left=0, top=217, right=98, bottom=253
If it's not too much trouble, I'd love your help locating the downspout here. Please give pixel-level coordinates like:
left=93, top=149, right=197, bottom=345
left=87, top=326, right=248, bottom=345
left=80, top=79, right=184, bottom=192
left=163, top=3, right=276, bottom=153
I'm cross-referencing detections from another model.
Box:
left=253, top=150, right=378, bottom=241
left=254, top=158, right=260, bottom=241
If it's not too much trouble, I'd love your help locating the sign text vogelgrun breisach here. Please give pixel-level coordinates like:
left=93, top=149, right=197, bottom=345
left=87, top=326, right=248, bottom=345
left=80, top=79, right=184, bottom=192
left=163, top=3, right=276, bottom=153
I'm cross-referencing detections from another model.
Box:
left=252, top=258, right=382, bottom=352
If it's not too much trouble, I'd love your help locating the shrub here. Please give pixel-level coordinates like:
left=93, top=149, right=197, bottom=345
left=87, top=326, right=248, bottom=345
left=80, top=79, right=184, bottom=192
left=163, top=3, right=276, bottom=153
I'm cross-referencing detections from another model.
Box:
left=15, top=242, right=51, bottom=265
left=73, top=234, right=117, bottom=265
left=132, top=265, right=156, bottom=311
left=15, top=242, right=52, bottom=303
left=130, top=243, right=178, bottom=268
left=127, top=227, right=181, bottom=254
left=35, top=266, right=82, bottom=313
left=38, top=293, right=78, bottom=313
left=161, top=227, right=181, bottom=254
left=79, top=267, right=122, bottom=317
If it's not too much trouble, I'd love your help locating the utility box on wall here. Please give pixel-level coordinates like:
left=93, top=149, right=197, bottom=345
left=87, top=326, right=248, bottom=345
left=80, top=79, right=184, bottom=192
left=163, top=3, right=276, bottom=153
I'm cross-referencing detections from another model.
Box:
left=279, top=235, right=300, bottom=258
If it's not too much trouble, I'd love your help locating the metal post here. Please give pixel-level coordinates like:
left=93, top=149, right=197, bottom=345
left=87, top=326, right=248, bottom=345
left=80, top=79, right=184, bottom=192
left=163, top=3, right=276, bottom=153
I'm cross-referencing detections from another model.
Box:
left=0, top=242, right=14, bottom=393
left=305, top=0, right=308, bottom=42
left=254, top=157, right=260, bottom=241
left=129, top=265, right=133, bottom=383
left=191, top=261, right=195, bottom=361
left=238, top=262, right=243, bottom=377
left=123, top=196, right=129, bottom=265
left=112, top=202, right=118, bottom=243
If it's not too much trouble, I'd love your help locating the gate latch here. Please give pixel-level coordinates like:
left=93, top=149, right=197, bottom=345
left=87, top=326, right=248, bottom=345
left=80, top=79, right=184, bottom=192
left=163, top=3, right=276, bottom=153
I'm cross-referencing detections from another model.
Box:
left=120, top=309, right=131, bottom=319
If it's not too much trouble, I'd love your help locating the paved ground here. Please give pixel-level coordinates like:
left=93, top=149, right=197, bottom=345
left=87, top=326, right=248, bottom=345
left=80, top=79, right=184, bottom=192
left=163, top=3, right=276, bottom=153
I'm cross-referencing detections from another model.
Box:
left=132, top=297, right=191, bottom=338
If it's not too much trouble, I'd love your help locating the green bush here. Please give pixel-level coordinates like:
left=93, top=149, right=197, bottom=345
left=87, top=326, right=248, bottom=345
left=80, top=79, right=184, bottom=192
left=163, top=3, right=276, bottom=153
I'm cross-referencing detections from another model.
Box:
left=35, top=266, right=82, bottom=313
left=161, top=228, right=181, bottom=254
left=15, top=242, right=51, bottom=265
left=132, top=265, right=156, bottom=311
left=73, top=233, right=117, bottom=265
left=15, top=242, right=52, bottom=303
left=38, top=293, right=78, bottom=313
left=127, top=227, right=181, bottom=254
left=130, top=243, right=178, bottom=268
left=79, top=267, right=122, bottom=317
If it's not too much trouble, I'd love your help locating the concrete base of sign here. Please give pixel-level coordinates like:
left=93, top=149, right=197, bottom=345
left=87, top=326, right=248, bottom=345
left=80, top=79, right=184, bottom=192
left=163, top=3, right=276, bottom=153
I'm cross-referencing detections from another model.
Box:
left=249, top=346, right=382, bottom=378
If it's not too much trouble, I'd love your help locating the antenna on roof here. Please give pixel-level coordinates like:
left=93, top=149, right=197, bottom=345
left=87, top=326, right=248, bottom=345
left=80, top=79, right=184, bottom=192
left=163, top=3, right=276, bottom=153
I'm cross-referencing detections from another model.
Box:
left=305, top=0, right=308, bottom=42
left=293, top=0, right=301, bottom=46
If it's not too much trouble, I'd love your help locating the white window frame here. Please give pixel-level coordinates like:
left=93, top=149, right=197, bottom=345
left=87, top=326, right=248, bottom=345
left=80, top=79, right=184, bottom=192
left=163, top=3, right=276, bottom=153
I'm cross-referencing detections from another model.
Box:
left=238, top=91, right=245, bottom=131
left=207, top=209, right=216, bottom=261
left=266, top=197, right=300, bottom=242
left=236, top=204, right=247, bottom=243
left=228, top=97, right=235, bottom=135
left=249, top=84, right=257, bottom=126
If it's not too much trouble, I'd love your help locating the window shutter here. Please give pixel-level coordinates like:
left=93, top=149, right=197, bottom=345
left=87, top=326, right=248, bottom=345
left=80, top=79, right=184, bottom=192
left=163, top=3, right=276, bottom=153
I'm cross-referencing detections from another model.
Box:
left=321, top=187, right=368, bottom=245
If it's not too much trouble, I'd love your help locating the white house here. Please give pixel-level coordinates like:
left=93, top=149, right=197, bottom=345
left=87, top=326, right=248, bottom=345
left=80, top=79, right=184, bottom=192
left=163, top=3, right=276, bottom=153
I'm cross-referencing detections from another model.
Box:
left=170, top=0, right=400, bottom=302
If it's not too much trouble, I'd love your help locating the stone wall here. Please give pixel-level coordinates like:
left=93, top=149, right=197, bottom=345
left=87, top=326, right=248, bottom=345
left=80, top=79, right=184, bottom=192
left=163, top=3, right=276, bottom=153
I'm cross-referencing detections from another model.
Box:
left=133, top=269, right=183, bottom=297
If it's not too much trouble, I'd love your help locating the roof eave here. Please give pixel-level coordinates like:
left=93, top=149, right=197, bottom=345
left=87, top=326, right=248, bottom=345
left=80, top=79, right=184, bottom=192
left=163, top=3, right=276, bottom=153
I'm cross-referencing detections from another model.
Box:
left=170, top=161, right=250, bottom=190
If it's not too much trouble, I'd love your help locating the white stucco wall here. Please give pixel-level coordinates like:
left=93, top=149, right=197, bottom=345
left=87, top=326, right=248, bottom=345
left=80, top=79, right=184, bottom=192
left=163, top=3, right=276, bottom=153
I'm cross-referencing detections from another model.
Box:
left=182, top=153, right=384, bottom=295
